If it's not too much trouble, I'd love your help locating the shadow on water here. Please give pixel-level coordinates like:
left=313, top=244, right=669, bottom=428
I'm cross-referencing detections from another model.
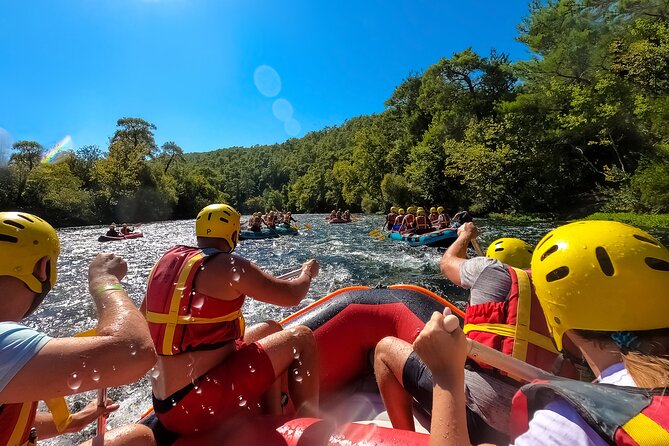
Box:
left=36, top=214, right=668, bottom=444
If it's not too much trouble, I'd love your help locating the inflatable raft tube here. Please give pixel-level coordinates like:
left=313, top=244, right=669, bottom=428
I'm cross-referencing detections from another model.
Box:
left=97, top=232, right=144, bottom=242
left=240, top=226, right=298, bottom=240
left=327, top=218, right=351, bottom=224
left=389, top=228, right=457, bottom=248
left=148, top=285, right=464, bottom=446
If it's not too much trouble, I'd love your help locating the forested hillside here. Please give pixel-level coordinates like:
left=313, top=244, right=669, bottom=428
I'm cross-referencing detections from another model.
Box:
left=2, top=0, right=667, bottom=226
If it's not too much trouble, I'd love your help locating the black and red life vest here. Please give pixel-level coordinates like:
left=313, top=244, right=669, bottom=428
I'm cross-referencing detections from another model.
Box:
left=402, top=214, right=415, bottom=229
left=463, top=266, right=580, bottom=379
left=511, top=379, right=669, bottom=445
left=142, top=245, right=246, bottom=356
left=0, top=402, right=38, bottom=446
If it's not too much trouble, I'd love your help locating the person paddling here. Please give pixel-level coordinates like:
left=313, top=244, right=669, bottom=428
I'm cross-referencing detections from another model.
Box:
left=120, top=223, right=135, bottom=236
left=414, top=208, right=431, bottom=234
left=384, top=207, right=398, bottom=231
left=436, top=206, right=450, bottom=229
left=0, top=212, right=156, bottom=446
left=106, top=224, right=120, bottom=238
left=248, top=212, right=263, bottom=232
left=141, top=204, right=320, bottom=438
left=414, top=221, right=669, bottom=445
left=392, top=209, right=405, bottom=232
left=428, top=207, right=439, bottom=226
left=374, top=224, right=579, bottom=444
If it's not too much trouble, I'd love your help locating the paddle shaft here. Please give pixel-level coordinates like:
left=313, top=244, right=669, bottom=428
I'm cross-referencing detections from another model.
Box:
left=471, top=239, right=484, bottom=256
left=96, top=388, right=107, bottom=436
left=442, top=316, right=552, bottom=382
left=277, top=268, right=303, bottom=280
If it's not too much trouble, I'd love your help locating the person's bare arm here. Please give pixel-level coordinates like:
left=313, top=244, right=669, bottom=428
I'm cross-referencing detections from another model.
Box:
left=33, top=398, right=119, bottom=439
left=413, top=311, right=471, bottom=446
left=439, top=222, right=480, bottom=287
left=197, top=255, right=319, bottom=307
left=0, top=254, right=156, bottom=403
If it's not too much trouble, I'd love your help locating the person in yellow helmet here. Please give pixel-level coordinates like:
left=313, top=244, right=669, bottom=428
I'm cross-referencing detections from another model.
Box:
left=374, top=222, right=581, bottom=444
left=248, top=212, right=263, bottom=232
left=436, top=206, right=451, bottom=229
left=142, top=204, right=320, bottom=438
left=400, top=206, right=417, bottom=232
left=0, top=212, right=157, bottom=446
left=414, top=208, right=431, bottom=234
left=485, top=238, right=533, bottom=270
left=414, top=221, right=669, bottom=445
left=384, top=207, right=398, bottom=231
left=428, top=207, right=439, bottom=226
left=392, top=208, right=405, bottom=231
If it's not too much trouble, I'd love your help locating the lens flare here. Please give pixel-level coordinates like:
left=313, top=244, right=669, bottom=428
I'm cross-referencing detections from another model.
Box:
left=41, top=135, right=73, bottom=164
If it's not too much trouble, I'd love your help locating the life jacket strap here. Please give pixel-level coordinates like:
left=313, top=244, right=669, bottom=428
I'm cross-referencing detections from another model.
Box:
left=463, top=323, right=557, bottom=354
left=145, top=309, right=244, bottom=325
left=622, top=413, right=669, bottom=444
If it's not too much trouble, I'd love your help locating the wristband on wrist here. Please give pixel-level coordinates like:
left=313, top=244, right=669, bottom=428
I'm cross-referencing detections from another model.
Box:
left=94, top=283, right=124, bottom=296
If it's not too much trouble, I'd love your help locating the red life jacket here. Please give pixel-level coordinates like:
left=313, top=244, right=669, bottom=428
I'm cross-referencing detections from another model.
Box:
left=386, top=213, right=397, bottom=229
left=463, top=267, right=580, bottom=379
left=402, top=214, right=415, bottom=229
left=141, top=246, right=246, bottom=356
left=393, top=215, right=404, bottom=226
left=429, top=213, right=439, bottom=224
left=0, top=402, right=38, bottom=446
left=511, top=379, right=669, bottom=445
left=415, top=215, right=429, bottom=230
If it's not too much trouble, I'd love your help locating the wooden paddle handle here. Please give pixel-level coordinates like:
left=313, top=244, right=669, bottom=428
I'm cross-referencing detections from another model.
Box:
left=277, top=268, right=304, bottom=280
left=442, top=315, right=551, bottom=382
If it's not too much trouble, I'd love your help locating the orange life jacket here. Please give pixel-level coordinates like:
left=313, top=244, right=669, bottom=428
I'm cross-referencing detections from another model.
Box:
left=0, top=402, right=38, bottom=446
left=511, top=379, right=669, bottom=445
left=385, top=213, right=397, bottom=230
left=142, top=246, right=246, bottom=355
left=463, top=266, right=579, bottom=379
left=415, top=215, right=429, bottom=230
left=429, top=213, right=439, bottom=224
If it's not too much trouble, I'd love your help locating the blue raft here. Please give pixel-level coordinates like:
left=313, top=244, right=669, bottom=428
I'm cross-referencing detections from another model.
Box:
left=239, top=225, right=298, bottom=240
left=389, top=227, right=457, bottom=248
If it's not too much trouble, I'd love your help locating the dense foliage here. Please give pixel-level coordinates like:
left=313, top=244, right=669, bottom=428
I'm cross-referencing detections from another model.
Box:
left=2, top=0, right=667, bottom=226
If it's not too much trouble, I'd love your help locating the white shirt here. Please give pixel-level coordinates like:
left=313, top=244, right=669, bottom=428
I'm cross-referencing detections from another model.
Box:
left=512, top=363, right=636, bottom=446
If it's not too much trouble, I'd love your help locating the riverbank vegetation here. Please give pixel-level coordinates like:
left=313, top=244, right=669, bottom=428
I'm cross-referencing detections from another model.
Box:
left=582, top=213, right=669, bottom=229
left=1, top=1, right=667, bottom=226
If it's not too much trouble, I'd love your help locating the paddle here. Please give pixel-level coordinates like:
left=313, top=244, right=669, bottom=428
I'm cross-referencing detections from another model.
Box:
left=369, top=228, right=382, bottom=237
left=442, top=313, right=552, bottom=382
left=276, top=268, right=304, bottom=280
left=376, top=232, right=389, bottom=240
left=471, top=239, right=484, bottom=256
left=302, top=224, right=313, bottom=230
left=73, top=329, right=108, bottom=438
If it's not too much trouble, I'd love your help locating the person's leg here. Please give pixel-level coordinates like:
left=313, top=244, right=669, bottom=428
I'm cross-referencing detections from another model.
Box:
left=373, top=336, right=416, bottom=430
left=84, top=424, right=155, bottom=446
left=256, top=325, right=319, bottom=418
left=244, top=321, right=283, bottom=415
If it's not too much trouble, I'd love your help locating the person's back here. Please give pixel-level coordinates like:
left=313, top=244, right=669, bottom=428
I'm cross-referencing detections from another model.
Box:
left=0, top=212, right=156, bottom=446
left=106, top=224, right=120, bottom=237
left=142, top=204, right=320, bottom=438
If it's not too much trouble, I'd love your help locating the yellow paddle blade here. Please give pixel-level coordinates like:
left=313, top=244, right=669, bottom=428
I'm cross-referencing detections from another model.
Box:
left=376, top=232, right=389, bottom=240
left=369, top=229, right=381, bottom=237
left=46, top=398, right=73, bottom=432
left=303, top=224, right=313, bottom=230
left=291, top=225, right=299, bottom=231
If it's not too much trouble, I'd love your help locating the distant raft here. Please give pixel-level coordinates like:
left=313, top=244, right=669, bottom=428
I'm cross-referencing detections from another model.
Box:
left=97, top=232, right=144, bottom=242
left=239, top=225, right=298, bottom=240
left=389, top=227, right=457, bottom=248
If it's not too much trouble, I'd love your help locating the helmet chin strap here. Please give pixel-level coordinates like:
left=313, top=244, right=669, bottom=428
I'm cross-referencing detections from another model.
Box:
left=24, top=261, right=52, bottom=318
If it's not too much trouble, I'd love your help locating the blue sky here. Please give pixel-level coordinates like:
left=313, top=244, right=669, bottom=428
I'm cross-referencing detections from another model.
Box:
left=0, top=0, right=531, bottom=155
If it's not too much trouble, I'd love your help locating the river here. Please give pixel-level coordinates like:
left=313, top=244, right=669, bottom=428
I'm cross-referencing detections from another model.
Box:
left=32, top=214, right=667, bottom=445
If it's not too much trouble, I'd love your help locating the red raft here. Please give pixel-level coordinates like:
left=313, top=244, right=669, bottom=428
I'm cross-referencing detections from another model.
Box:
left=160, top=285, right=462, bottom=446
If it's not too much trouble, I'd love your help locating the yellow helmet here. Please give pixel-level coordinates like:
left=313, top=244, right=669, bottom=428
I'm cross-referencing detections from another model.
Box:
left=196, top=204, right=241, bottom=251
left=437, top=206, right=444, bottom=213
left=486, top=238, right=533, bottom=269
left=430, top=207, right=437, bottom=213
left=407, top=206, right=416, bottom=214
left=0, top=212, right=60, bottom=297
left=417, top=210, right=426, bottom=216
left=390, top=206, right=398, bottom=213
left=398, top=208, right=405, bottom=215
left=531, top=221, right=669, bottom=351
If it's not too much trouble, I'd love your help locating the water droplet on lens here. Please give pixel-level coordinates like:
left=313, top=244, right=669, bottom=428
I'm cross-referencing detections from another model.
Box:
left=129, top=344, right=137, bottom=356
left=208, top=406, right=215, bottom=415
left=292, top=347, right=297, bottom=356
left=232, top=273, right=240, bottom=282
left=306, top=370, right=311, bottom=377
left=91, top=369, right=101, bottom=382
left=150, top=368, right=160, bottom=380
left=238, top=396, right=247, bottom=407
left=249, top=364, right=256, bottom=373
left=191, top=295, right=205, bottom=310
left=171, top=399, right=177, bottom=407
left=294, top=374, right=303, bottom=383
left=67, top=372, right=82, bottom=390
left=195, top=386, right=202, bottom=394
